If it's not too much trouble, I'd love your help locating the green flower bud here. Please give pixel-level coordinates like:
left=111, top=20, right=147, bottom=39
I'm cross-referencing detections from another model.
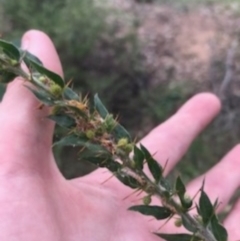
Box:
left=182, top=193, right=193, bottom=209
left=184, top=193, right=192, bottom=204
left=174, top=218, right=182, bottom=227
left=117, top=138, right=133, bottom=154
left=10, top=59, right=18, bottom=66
left=49, top=83, right=63, bottom=97
left=86, top=130, right=95, bottom=139
left=117, top=138, right=128, bottom=147
left=143, top=195, right=152, bottom=205
left=124, top=143, right=133, bottom=153
left=195, top=215, right=203, bottom=224
left=104, top=114, right=116, bottom=132
left=38, top=76, right=48, bottom=83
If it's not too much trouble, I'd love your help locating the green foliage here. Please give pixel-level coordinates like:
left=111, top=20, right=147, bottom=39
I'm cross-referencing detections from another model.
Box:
left=198, top=190, right=215, bottom=226
left=94, top=94, right=132, bottom=142
left=94, top=94, right=109, bottom=118
left=25, top=86, right=54, bottom=105
left=48, top=115, right=76, bottom=128
left=133, top=146, right=145, bottom=170
left=140, top=144, right=163, bottom=183
left=129, top=205, right=172, bottom=220
left=28, top=60, right=65, bottom=88
left=155, top=233, right=202, bottom=241
left=175, top=176, right=193, bottom=210
left=0, top=39, right=20, bottom=60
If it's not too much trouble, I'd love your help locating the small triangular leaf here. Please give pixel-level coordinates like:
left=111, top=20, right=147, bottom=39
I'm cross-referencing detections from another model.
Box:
left=22, top=50, right=43, bottom=67
left=0, top=39, right=20, bottom=60
left=129, top=205, right=172, bottom=220
left=48, top=114, right=76, bottom=128
left=63, top=87, right=79, bottom=100
left=210, top=216, right=228, bottom=241
left=0, top=83, right=6, bottom=100
left=25, top=86, right=54, bottom=105
left=199, top=190, right=214, bottom=226
left=175, top=176, right=186, bottom=197
left=140, top=144, right=162, bottom=182
left=159, top=178, right=172, bottom=193
left=29, top=60, right=64, bottom=88
left=0, top=70, right=17, bottom=84
left=112, top=124, right=131, bottom=142
left=140, top=144, right=152, bottom=159
left=175, top=177, right=192, bottom=209
left=53, top=134, right=88, bottom=147
left=133, top=145, right=144, bottom=170
left=94, top=94, right=108, bottom=118
left=155, top=233, right=202, bottom=241
left=80, top=148, right=112, bottom=167
left=106, top=161, right=122, bottom=172
left=115, top=172, right=141, bottom=189
left=181, top=214, right=198, bottom=233
left=147, top=157, right=162, bottom=183
left=94, top=94, right=131, bottom=141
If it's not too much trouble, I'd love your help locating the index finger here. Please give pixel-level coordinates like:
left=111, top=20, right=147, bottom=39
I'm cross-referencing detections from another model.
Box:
left=140, top=92, right=221, bottom=174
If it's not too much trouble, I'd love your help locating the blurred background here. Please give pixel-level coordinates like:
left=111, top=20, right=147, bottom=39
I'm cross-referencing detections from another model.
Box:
left=1, top=0, right=240, bottom=186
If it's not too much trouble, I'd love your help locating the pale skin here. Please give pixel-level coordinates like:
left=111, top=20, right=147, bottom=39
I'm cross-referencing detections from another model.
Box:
left=0, top=30, right=239, bottom=241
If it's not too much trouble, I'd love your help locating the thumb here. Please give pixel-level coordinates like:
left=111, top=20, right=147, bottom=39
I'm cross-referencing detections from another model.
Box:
left=0, top=30, right=63, bottom=175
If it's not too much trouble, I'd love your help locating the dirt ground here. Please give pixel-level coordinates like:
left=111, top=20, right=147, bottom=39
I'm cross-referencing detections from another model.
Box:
left=105, top=1, right=240, bottom=97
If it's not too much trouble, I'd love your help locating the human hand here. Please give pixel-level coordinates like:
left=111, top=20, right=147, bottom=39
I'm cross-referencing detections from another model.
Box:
left=0, top=30, right=239, bottom=241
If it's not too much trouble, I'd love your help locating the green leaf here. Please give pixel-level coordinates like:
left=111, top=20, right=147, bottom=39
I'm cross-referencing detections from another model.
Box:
left=158, top=179, right=172, bottom=199
left=53, top=134, right=88, bottom=147
left=80, top=148, right=112, bottom=167
left=29, top=60, right=64, bottom=88
left=0, top=39, right=20, bottom=60
left=175, top=177, right=192, bottom=209
left=112, top=124, right=131, bottom=142
left=129, top=205, right=172, bottom=220
left=133, top=145, right=144, bottom=170
left=199, top=190, right=214, bottom=226
left=213, top=198, right=219, bottom=210
left=21, top=50, right=43, bottom=67
left=106, top=161, right=121, bottom=172
left=94, top=94, right=131, bottom=141
left=175, top=176, right=186, bottom=197
left=181, top=214, right=198, bottom=233
left=94, top=94, right=109, bottom=118
left=0, top=83, right=6, bottom=100
left=48, top=114, right=76, bottom=128
left=140, top=144, right=162, bottom=182
left=210, top=216, right=228, bottom=241
left=58, top=134, right=114, bottom=169
left=159, top=178, right=172, bottom=192
left=56, top=135, right=112, bottom=167
left=115, top=171, right=141, bottom=189
left=25, top=86, right=54, bottom=105
left=147, top=157, right=162, bottom=183
left=63, top=87, right=79, bottom=100
left=155, top=233, right=202, bottom=241
left=11, top=38, right=21, bottom=48
left=140, top=143, right=152, bottom=159
left=0, top=70, right=17, bottom=84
